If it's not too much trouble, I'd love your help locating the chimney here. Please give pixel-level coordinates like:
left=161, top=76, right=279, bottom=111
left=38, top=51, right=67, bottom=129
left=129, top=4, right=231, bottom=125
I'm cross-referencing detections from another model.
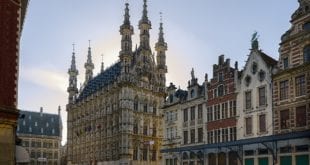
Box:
left=58, top=105, right=61, bottom=115
left=219, top=55, right=224, bottom=65
left=40, top=107, right=43, bottom=116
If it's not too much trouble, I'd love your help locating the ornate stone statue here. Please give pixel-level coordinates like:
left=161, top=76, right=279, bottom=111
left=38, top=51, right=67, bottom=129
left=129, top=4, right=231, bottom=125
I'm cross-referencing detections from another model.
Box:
left=251, top=31, right=259, bottom=50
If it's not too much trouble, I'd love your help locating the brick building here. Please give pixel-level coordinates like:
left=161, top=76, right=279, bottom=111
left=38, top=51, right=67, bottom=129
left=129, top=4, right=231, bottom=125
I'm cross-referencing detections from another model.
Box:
left=205, top=55, right=239, bottom=165
left=0, top=0, right=28, bottom=164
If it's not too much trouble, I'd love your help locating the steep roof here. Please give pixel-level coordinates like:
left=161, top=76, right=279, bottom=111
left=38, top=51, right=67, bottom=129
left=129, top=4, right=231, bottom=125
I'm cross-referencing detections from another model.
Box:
left=17, top=110, right=61, bottom=137
left=259, top=51, right=277, bottom=66
left=76, top=62, right=121, bottom=102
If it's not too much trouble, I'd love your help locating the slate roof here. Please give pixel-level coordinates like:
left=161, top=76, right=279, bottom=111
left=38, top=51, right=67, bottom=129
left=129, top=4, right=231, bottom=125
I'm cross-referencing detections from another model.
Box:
left=17, top=110, right=61, bottom=137
left=259, top=51, right=277, bottom=66
left=76, top=62, right=121, bottom=102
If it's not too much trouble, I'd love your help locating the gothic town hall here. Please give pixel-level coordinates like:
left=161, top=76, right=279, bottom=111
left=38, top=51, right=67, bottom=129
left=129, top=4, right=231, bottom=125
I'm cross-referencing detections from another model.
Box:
left=66, top=1, right=167, bottom=165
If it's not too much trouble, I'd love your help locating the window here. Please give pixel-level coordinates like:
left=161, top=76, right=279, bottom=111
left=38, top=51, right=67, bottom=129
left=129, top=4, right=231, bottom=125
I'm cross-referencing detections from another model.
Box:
left=133, top=148, right=138, bottom=160
left=143, top=125, right=147, bottom=135
left=217, top=130, right=221, bottom=142
left=259, top=70, right=266, bottom=81
left=198, top=128, right=203, bottom=143
left=304, top=22, right=310, bottom=30
left=142, top=148, right=147, bottom=160
left=134, top=99, right=138, bottom=111
left=190, top=129, right=195, bottom=143
left=183, top=131, right=188, bottom=144
left=29, top=127, right=32, bottom=132
left=207, top=106, right=213, bottom=122
left=52, top=129, right=55, bottom=134
left=46, top=122, right=49, bottom=127
left=169, top=94, right=173, bottom=103
left=230, top=127, right=237, bottom=141
left=190, top=89, right=195, bottom=98
left=296, top=106, right=307, bottom=127
left=245, top=117, right=253, bottom=135
left=23, top=120, right=25, bottom=126
left=280, top=109, right=289, bottom=129
left=183, top=109, right=188, bottom=122
left=258, top=86, right=266, bottom=106
left=214, top=130, right=218, bottom=143
left=214, top=105, right=217, bottom=120
left=218, top=72, right=223, bottom=82
left=208, top=131, right=214, bottom=144
left=218, top=85, right=224, bottom=97
left=245, top=91, right=252, bottom=110
left=133, top=123, right=138, bottom=134
left=245, top=75, right=251, bottom=86
left=252, top=62, right=258, bottom=74
left=35, top=122, right=38, bottom=126
left=280, top=80, right=289, bottom=100
left=295, top=75, right=306, bottom=96
left=190, top=106, right=195, bottom=120
left=283, top=57, right=289, bottom=69
left=224, top=102, right=228, bottom=118
left=143, top=103, right=148, bottom=112
left=304, top=44, right=310, bottom=62
left=198, top=104, right=203, bottom=119
left=259, top=114, right=266, bottom=133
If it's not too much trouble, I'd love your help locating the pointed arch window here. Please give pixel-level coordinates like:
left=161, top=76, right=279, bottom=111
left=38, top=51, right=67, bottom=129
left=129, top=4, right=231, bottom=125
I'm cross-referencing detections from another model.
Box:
left=304, top=45, right=310, bottom=63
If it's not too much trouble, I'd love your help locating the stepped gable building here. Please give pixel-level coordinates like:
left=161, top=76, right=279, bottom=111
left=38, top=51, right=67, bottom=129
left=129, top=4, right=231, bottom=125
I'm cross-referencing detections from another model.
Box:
left=17, top=107, right=62, bottom=165
left=162, top=69, right=207, bottom=165
left=66, top=1, right=167, bottom=164
left=236, top=35, right=277, bottom=140
left=205, top=55, right=239, bottom=165
left=273, top=0, right=310, bottom=135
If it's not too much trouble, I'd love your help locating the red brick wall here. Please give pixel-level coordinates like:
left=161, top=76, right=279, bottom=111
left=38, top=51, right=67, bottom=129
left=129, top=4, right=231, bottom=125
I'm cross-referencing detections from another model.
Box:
left=207, top=118, right=237, bottom=130
left=0, top=0, right=21, bottom=108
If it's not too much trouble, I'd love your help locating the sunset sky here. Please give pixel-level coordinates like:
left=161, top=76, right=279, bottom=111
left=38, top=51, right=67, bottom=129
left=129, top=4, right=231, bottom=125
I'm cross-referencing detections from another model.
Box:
left=18, top=0, right=298, bottom=144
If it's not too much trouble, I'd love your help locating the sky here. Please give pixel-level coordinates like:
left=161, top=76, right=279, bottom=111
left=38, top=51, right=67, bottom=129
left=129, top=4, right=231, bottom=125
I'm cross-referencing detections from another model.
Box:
left=18, top=0, right=298, bottom=145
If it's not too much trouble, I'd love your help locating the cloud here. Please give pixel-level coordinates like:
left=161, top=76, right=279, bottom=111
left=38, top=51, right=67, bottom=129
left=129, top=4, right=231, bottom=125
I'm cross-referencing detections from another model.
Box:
left=21, top=67, right=67, bottom=93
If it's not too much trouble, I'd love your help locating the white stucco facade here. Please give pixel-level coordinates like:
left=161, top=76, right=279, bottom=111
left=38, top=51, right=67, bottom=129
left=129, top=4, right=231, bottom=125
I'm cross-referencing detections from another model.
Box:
left=236, top=49, right=277, bottom=140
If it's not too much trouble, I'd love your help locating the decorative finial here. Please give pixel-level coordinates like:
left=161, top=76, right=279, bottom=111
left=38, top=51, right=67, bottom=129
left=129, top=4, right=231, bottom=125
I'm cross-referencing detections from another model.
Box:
left=72, top=43, right=75, bottom=52
left=191, top=68, right=195, bottom=79
left=101, top=54, right=104, bottom=72
left=88, top=40, right=91, bottom=47
left=251, top=31, right=259, bottom=50
left=160, top=12, right=163, bottom=23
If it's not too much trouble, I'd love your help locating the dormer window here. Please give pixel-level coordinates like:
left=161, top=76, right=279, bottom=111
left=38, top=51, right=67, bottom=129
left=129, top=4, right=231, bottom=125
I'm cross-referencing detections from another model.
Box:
left=169, top=94, right=173, bottom=103
left=252, top=62, right=258, bottom=74
left=190, top=89, right=195, bottom=98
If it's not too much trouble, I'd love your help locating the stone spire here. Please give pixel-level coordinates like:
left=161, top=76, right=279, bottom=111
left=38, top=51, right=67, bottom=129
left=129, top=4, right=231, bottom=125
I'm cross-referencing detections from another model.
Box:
left=155, top=12, right=167, bottom=86
left=138, top=0, right=152, bottom=49
left=119, top=2, right=134, bottom=74
left=84, top=40, right=94, bottom=83
left=67, top=44, right=79, bottom=104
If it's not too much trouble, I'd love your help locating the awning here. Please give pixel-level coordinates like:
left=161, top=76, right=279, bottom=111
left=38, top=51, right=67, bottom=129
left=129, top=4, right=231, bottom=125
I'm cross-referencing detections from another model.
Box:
left=16, top=145, right=30, bottom=163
